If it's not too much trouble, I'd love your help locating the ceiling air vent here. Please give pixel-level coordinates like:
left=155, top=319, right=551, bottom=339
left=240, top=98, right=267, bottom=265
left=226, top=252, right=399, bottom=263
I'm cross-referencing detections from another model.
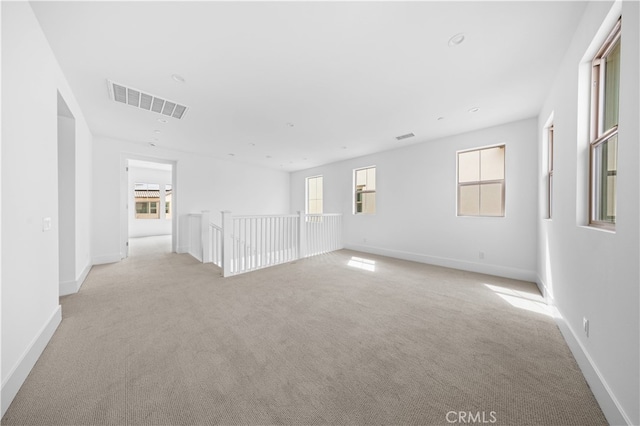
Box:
left=107, top=80, right=189, bottom=120
left=396, top=132, right=415, bottom=141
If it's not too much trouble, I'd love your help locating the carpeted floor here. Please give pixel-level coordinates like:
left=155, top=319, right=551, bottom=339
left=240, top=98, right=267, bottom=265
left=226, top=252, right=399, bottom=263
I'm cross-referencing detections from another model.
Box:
left=2, top=247, right=606, bottom=425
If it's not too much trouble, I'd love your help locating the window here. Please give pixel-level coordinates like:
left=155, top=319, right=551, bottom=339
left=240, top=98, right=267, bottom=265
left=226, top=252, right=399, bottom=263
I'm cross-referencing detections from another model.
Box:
left=135, top=202, right=148, bottom=214
left=547, top=125, right=554, bottom=219
left=306, top=176, right=323, bottom=215
left=165, top=184, right=172, bottom=219
left=354, top=167, right=376, bottom=214
left=135, top=201, right=159, bottom=219
left=590, top=19, right=621, bottom=228
left=134, top=182, right=161, bottom=219
left=457, top=145, right=505, bottom=217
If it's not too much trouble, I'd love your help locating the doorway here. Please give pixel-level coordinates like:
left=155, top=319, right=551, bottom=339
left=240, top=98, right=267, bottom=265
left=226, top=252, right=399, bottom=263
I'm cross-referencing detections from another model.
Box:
left=121, top=157, right=176, bottom=259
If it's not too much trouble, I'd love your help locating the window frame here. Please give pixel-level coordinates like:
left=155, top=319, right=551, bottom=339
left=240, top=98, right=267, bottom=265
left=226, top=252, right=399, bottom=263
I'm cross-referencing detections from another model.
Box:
left=354, top=166, right=376, bottom=215
left=135, top=201, right=160, bottom=219
left=165, top=184, right=172, bottom=219
left=456, top=144, right=506, bottom=217
left=305, top=175, right=324, bottom=215
left=589, top=18, right=621, bottom=230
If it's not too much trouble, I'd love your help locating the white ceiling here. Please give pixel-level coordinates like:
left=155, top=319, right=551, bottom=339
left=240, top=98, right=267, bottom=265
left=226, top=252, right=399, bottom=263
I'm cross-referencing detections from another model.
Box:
left=31, top=1, right=587, bottom=172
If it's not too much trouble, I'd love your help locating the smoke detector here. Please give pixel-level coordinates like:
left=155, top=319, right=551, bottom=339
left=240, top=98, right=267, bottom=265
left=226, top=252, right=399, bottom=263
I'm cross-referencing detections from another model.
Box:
left=107, top=80, right=188, bottom=120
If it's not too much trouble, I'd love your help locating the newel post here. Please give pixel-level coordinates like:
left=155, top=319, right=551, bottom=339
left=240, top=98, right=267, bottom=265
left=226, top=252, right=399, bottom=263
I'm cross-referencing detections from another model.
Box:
left=221, top=211, right=232, bottom=277
left=298, top=211, right=307, bottom=259
left=201, top=210, right=210, bottom=263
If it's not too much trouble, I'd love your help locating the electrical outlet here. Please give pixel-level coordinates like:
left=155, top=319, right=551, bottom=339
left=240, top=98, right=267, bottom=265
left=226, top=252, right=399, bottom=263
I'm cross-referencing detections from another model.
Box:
left=42, top=217, right=52, bottom=232
left=479, top=251, right=485, bottom=260
left=583, top=317, right=589, bottom=337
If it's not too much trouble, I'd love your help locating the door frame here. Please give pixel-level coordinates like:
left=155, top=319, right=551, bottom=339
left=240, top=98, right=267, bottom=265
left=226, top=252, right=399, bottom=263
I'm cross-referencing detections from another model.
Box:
left=120, top=153, right=178, bottom=258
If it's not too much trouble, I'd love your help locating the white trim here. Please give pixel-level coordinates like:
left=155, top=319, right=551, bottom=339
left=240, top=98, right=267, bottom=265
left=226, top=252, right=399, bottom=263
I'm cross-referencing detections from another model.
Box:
left=59, top=262, right=92, bottom=296
left=353, top=165, right=377, bottom=215
left=92, top=253, right=121, bottom=265
left=345, top=244, right=536, bottom=282
left=121, top=154, right=178, bottom=259
left=1, top=306, right=62, bottom=417
left=538, top=276, right=631, bottom=425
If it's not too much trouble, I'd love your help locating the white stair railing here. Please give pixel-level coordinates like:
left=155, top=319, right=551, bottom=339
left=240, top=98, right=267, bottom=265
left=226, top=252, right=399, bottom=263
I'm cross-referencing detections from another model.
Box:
left=227, top=213, right=299, bottom=276
left=188, top=210, right=343, bottom=277
left=209, top=223, right=223, bottom=267
left=305, top=213, right=343, bottom=257
left=187, top=212, right=205, bottom=262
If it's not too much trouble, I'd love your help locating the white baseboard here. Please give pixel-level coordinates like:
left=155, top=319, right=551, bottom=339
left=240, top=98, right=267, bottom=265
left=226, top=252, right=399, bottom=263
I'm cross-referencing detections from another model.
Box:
left=92, top=253, right=121, bottom=265
left=1, top=305, right=62, bottom=417
left=344, top=244, right=537, bottom=282
left=537, top=276, right=631, bottom=426
left=59, top=262, right=92, bottom=296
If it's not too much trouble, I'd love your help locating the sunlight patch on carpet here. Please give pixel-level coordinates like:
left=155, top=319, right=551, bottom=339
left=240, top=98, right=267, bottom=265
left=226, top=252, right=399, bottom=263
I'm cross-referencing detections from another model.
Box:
left=348, top=256, right=376, bottom=272
left=484, top=283, right=550, bottom=316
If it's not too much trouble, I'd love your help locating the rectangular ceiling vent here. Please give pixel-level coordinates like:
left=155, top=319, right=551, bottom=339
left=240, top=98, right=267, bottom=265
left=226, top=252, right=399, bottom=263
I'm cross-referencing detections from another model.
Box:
left=107, top=80, right=188, bottom=120
left=396, top=132, right=415, bottom=141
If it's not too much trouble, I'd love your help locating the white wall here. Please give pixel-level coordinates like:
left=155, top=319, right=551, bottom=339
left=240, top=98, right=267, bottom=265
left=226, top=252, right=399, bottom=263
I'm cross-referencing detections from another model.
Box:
left=57, top=115, right=76, bottom=285
left=291, top=118, right=538, bottom=281
left=127, top=166, right=172, bottom=238
left=537, top=1, right=639, bottom=424
left=1, top=2, right=93, bottom=415
left=92, top=137, right=290, bottom=262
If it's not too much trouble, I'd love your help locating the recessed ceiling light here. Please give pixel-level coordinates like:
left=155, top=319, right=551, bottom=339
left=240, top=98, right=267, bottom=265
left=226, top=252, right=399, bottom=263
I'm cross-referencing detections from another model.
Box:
left=171, top=74, right=185, bottom=83
left=448, top=33, right=465, bottom=47
left=468, top=107, right=480, bottom=113
left=158, top=118, right=168, bottom=123
left=153, top=130, right=161, bottom=134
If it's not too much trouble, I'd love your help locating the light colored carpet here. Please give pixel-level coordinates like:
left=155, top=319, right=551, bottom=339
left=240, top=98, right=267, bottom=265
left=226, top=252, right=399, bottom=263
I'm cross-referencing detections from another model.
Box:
left=128, top=235, right=172, bottom=258
left=2, top=248, right=606, bottom=425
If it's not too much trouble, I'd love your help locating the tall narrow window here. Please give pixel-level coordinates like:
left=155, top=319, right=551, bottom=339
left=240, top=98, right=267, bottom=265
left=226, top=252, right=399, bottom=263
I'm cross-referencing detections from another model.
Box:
left=354, top=167, right=376, bottom=214
left=590, top=19, right=620, bottom=228
left=306, top=176, right=323, bottom=214
left=165, top=184, right=172, bottom=220
left=547, top=125, right=554, bottom=219
left=457, top=145, right=505, bottom=217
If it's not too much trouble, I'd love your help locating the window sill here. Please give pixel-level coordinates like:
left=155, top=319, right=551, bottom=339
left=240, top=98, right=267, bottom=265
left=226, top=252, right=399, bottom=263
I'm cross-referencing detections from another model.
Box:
left=580, top=224, right=616, bottom=234
left=456, top=215, right=505, bottom=219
